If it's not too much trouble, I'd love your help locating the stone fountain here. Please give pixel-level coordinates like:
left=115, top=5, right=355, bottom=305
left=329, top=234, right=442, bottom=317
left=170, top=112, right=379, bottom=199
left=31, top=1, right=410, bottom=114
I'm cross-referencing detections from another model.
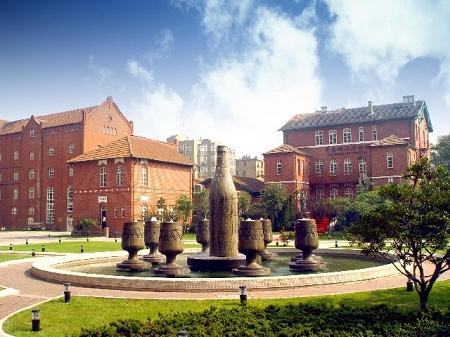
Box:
left=187, top=146, right=245, bottom=271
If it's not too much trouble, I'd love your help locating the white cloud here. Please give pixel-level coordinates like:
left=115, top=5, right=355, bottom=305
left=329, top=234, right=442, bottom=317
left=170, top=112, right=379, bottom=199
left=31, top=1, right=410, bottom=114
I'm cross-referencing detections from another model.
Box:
left=129, top=3, right=322, bottom=156
left=87, top=56, right=112, bottom=82
left=145, top=29, right=175, bottom=62
left=326, top=0, right=450, bottom=98
left=127, top=60, right=154, bottom=82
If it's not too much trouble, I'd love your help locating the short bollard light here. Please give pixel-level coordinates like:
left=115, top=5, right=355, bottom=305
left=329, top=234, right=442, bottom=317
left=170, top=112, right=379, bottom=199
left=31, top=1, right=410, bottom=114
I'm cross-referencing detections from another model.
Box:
left=26, top=239, right=29, bottom=245
left=86, top=237, right=89, bottom=242
left=9, top=243, right=12, bottom=250
left=114, top=237, right=117, bottom=243
left=239, top=285, right=248, bottom=306
left=31, top=308, right=40, bottom=331
left=178, top=330, right=188, bottom=337
left=80, top=245, right=84, bottom=253
left=41, top=244, right=45, bottom=252
left=31, top=249, right=35, bottom=257
left=406, top=279, right=414, bottom=292
left=59, top=238, right=61, bottom=243
left=335, top=240, right=338, bottom=248
left=64, top=283, right=71, bottom=303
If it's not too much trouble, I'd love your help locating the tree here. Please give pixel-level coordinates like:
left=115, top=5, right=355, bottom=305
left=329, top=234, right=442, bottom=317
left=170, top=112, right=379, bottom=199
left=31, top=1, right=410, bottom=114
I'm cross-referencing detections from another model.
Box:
left=345, top=158, right=450, bottom=312
left=156, top=197, right=168, bottom=221
left=246, top=201, right=266, bottom=220
left=174, top=194, right=193, bottom=232
left=262, top=184, right=287, bottom=230
left=432, top=134, right=450, bottom=169
left=192, top=189, right=209, bottom=225
left=238, top=191, right=251, bottom=218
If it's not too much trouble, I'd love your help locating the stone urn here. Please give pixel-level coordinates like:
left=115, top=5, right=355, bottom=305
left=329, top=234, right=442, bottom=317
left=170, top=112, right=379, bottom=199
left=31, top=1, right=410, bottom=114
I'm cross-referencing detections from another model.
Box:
left=154, top=221, right=186, bottom=277
left=116, top=221, right=147, bottom=271
left=196, top=219, right=210, bottom=254
left=289, top=218, right=321, bottom=272
left=142, top=217, right=164, bottom=264
left=232, top=219, right=271, bottom=276
left=259, top=219, right=277, bottom=262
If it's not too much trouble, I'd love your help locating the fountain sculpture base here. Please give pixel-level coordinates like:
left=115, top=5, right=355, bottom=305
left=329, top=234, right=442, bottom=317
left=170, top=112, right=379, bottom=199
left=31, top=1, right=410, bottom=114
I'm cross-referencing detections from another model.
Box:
left=141, top=254, right=164, bottom=265
left=187, top=254, right=245, bottom=272
left=260, top=250, right=278, bottom=262
left=116, top=259, right=148, bottom=272
left=290, top=253, right=323, bottom=264
left=154, top=263, right=187, bottom=277
left=289, top=258, right=321, bottom=272
left=232, top=262, right=271, bottom=277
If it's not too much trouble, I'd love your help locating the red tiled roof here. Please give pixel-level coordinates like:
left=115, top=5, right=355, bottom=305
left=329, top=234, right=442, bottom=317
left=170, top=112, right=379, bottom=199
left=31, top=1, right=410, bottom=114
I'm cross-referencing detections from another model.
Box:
left=370, top=135, right=408, bottom=147
left=263, top=144, right=311, bottom=156
left=0, top=106, right=97, bottom=135
left=68, top=135, right=193, bottom=166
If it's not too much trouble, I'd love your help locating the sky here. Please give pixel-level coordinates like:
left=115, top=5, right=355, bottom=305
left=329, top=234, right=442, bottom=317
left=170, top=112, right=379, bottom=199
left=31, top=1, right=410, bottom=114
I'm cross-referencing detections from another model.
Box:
left=0, top=0, right=449, bottom=157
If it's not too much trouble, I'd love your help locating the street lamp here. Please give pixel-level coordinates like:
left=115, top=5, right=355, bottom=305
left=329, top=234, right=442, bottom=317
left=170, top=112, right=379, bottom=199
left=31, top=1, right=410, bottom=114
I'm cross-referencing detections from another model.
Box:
left=239, top=285, right=247, bottom=305
left=31, top=308, right=40, bottom=331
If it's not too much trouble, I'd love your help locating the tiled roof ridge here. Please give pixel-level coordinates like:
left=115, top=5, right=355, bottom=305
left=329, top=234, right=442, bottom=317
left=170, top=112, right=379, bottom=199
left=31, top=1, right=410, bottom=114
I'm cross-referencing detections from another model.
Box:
left=126, top=135, right=133, bottom=156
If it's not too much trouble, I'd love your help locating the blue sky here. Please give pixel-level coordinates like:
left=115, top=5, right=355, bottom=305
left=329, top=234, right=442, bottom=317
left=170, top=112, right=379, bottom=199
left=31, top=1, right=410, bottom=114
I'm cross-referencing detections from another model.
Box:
left=0, top=0, right=449, bottom=157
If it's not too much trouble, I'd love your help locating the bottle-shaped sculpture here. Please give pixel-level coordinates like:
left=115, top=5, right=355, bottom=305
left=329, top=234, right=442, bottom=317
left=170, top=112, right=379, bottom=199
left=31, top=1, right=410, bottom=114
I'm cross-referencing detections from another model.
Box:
left=289, top=218, right=321, bottom=272
left=209, top=146, right=239, bottom=257
left=116, top=221, right=147, bottom=271
left=142, top=217, right=164, bottom=265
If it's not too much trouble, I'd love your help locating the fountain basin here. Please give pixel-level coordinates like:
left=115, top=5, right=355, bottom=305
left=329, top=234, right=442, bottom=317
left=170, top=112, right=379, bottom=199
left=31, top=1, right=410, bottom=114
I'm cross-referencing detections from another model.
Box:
left=31, top=248, right=399, bottom=292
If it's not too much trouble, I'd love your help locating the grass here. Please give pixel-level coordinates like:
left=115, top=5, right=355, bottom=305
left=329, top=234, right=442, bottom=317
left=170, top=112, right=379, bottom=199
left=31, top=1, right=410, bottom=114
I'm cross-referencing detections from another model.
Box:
left=4, top=279, right=450, bottom=337
left=0, top=254, right=30, bottom=263
left=0, top=241, right=200, bottom=254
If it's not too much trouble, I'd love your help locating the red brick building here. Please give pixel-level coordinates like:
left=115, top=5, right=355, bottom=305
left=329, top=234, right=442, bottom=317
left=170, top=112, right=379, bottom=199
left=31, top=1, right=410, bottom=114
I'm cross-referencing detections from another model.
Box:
left=264, top=95, right=432, bottom=210
left=68, top=135, right=193, bottom=235
left=0, top=97, right=133, bottom=230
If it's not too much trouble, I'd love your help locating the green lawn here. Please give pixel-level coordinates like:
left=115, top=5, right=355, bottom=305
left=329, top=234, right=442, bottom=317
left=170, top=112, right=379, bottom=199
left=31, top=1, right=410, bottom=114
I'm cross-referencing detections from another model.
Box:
left=0, top=254, right=30, bottom=263
left=4, top=279, right=450, bottom=337
left=0, top=241, right=200, bottom=254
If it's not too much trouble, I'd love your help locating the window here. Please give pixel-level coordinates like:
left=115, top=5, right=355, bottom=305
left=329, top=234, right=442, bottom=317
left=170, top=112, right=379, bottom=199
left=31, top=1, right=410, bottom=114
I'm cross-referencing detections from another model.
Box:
left=330, top=188, right=338, bottom=199
left=315, top=131, right=323, bottom=145
left=371, top=126, right=377, bottom=141
left=28, top=187, right=34, bottom=199
left=329, top=130, right=337, bottom=144
left=344, top=158, right=352, bottom=175
left=297, top=159, right=301, bottom=175
left=29, top=207, right=34, bottom=215
left=100, top=166, right=106, bottom=187
left=200, top=166, right=207, bottom=173
left=48, top=147, right=55, bottom=156
left=315, top=160, right=324, bottom=175
left=140, top=166, right=148, bottom=186
left=11, top=207, right=18, bottom=215
left=46, top=187, right=55, bottom=224
left=388, top=177, right=394, bottom=183
left=316, top=189, right=324, bottom=201
left=116, top=166, right=124, bottom=186
left=0, top=152, right=2, bottom=161
left=68, top=167, right=74, bottom=177
left=200, top=156, right=207, bottom=164
left=344, top=187, right=354, bottom=198
left=114, top=208, right=119, bottom=218
left=121, top=208, right=125, bottom=218
left=29, top=151, right=35, bottom=160
left=29, top=128, right=35, bottom=137
left=29, top=169, right=35, bottom=180
left=67, top=187, right=74, bottom=213
left=358, top=158, right=367, bottom=178
left=276, top=160, right=282, bottom=175
left=329, top=159, right=337, bottom=176
left=0, top=173, right=2, bottom=182
left=302, top=160, right=305, bottom=176
left=141, top=203, right=148, bottom=220
left=13, top=150, right=19, bottom=160
left=200, top=145, right=208, bottom=152
left=48, top=168, right=54, bottom=178
left=343, top=128, right=352, bottom=143
left=28, top=217, right=34, bottom=225
left=13, top=188, right=19, bottom=200
left=358, top=127, right=364, bottom=142
left=68, top=144, right=76, bottom=154
left=386, top=151, right=393, bottom=168
left=13, top=171, right=19, bottom=181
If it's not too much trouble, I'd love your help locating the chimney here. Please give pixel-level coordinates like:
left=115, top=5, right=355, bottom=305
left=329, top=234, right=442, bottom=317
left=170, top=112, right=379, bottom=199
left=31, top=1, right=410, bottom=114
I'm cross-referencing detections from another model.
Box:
left=368, top=101, right=373, bottom=114
left=403, top=95, right=415, bottom=104
left=320, top=106, right=327, bottom=113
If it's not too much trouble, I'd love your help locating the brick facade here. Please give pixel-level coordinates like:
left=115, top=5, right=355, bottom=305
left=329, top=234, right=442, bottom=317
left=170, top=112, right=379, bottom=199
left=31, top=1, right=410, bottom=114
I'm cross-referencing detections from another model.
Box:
left=264, top=97, right=432, bottom=211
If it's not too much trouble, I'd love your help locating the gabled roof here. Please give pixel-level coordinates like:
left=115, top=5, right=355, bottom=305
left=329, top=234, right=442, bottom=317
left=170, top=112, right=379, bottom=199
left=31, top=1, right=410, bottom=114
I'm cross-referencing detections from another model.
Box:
left=68, top=135, right=193, bottom=166
left=201, top=176, right=264, bottom=195
left=263, top=144, right=311, bottom=156
left=0, top=106, right=97, bottom=135
left=370, top=134, right=408, bottom=147
left=280, top=100, right=433, bottom=131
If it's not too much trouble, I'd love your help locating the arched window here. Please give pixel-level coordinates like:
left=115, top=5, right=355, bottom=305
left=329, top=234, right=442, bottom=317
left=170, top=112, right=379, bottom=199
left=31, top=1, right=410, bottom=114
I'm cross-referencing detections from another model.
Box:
left=315, top=189, right=324, bottom=201
left=329, top=159, right=337, bottom=176
left=358, top=158, right=367, bottom=178
left=330, top=188, right=338, bottom=199
left=141, top=166, right=148, bottom=186
left=344, top=187, right=354, bottom=198
left=344, top=158, right=352, bottom=175
left=99, top=166, right=107, bottom=187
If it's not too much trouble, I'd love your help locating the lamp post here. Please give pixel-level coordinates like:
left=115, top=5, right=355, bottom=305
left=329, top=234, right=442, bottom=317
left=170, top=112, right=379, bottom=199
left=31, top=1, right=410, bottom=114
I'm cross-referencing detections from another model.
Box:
left=9, top=244, right=12, bottom=251
left=31, top=249, right=35, bottom=257
left=80, top=245, right=84, bottom=253
left=239, top=285, right=247, bottom=306
left=64, top=283, right=71, bottom=303
left=31, top=308, right=40, bottom=331
left=41, top=244, right=45, bottom=252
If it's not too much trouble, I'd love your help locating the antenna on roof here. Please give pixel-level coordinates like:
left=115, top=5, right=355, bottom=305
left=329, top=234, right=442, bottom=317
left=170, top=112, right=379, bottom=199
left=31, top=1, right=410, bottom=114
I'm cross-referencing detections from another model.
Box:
left=368, top=101, right=374, bottom=114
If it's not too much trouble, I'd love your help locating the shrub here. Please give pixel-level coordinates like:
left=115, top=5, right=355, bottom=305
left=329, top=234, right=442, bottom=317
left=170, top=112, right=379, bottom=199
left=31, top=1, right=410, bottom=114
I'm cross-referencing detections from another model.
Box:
left=76, top=218, right=99, bottom=236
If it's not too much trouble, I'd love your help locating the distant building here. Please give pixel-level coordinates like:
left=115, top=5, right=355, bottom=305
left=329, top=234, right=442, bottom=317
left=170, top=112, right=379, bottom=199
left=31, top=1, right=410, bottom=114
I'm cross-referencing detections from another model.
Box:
left=201, top=176, right=264, bottom=202
left=235, top=155, right=264, bottom=180
left=167, top=135, right=236, bottom=179
left=264, top=95, right=432, bottom=212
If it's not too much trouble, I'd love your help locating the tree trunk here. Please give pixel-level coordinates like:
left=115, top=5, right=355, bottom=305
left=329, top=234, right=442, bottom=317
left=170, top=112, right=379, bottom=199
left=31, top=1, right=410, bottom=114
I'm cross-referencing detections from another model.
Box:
left=419, top=290, right=429, bottom=312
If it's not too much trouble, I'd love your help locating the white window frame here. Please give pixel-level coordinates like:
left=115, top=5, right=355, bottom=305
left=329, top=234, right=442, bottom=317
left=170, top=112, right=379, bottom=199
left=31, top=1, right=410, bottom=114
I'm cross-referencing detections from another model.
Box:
left=13, top=151, right=19, bottom=160
left=29, top=169, right=35, bottom=180
left=358, top=158, right=367, bottom=178
left=48, top=168, right=54, bottom=178
left=343, top=128, right=352, bottom=143
left=328, top=130, right=337, bottom=144
left=140, top=203, right=148, bottom=220
left=29, top=187, right=34, bottom=199
left=276, top=160, right=282, bottom=175
left=386, top=151, right=393, bottom=168
left=329, top=159, right=337, bottom=176
left=46, top=187, right=55, bottom=224
left=116, top=166, right=124, bottom=186
left=140, top=166, right=148, bottom=186
left=11, top=207, right=18, bottom=215
left=13, top=188, right=19, bottom=200
left=29, top=151, right=34, bottom=160
left=316, top=189, right=324, bottom=201
left=13, top=171, right=19, bottom=181
left=358, top=127, right=364, bottom=142
left=29, top=207, right=34, bottom=215
left=372, top=126, right=377, bottom=141
left=315, top=131, right=323, bottom=146
left=48, top=147, right=55, bottom=156
left=330, top=188, right=338, bottom=199
left=315, top=160, right=324, bottom=176
left=344, top=158, right=352, bottom=175
left=68, top=167, right=74, bottom=177
left=100, top=166, right=107, bottom=187
left=68, top=144, right=76, bottom=154
left=29, top=128, right=35, bottom=137
left=344, top=187, right=354, bottom=198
